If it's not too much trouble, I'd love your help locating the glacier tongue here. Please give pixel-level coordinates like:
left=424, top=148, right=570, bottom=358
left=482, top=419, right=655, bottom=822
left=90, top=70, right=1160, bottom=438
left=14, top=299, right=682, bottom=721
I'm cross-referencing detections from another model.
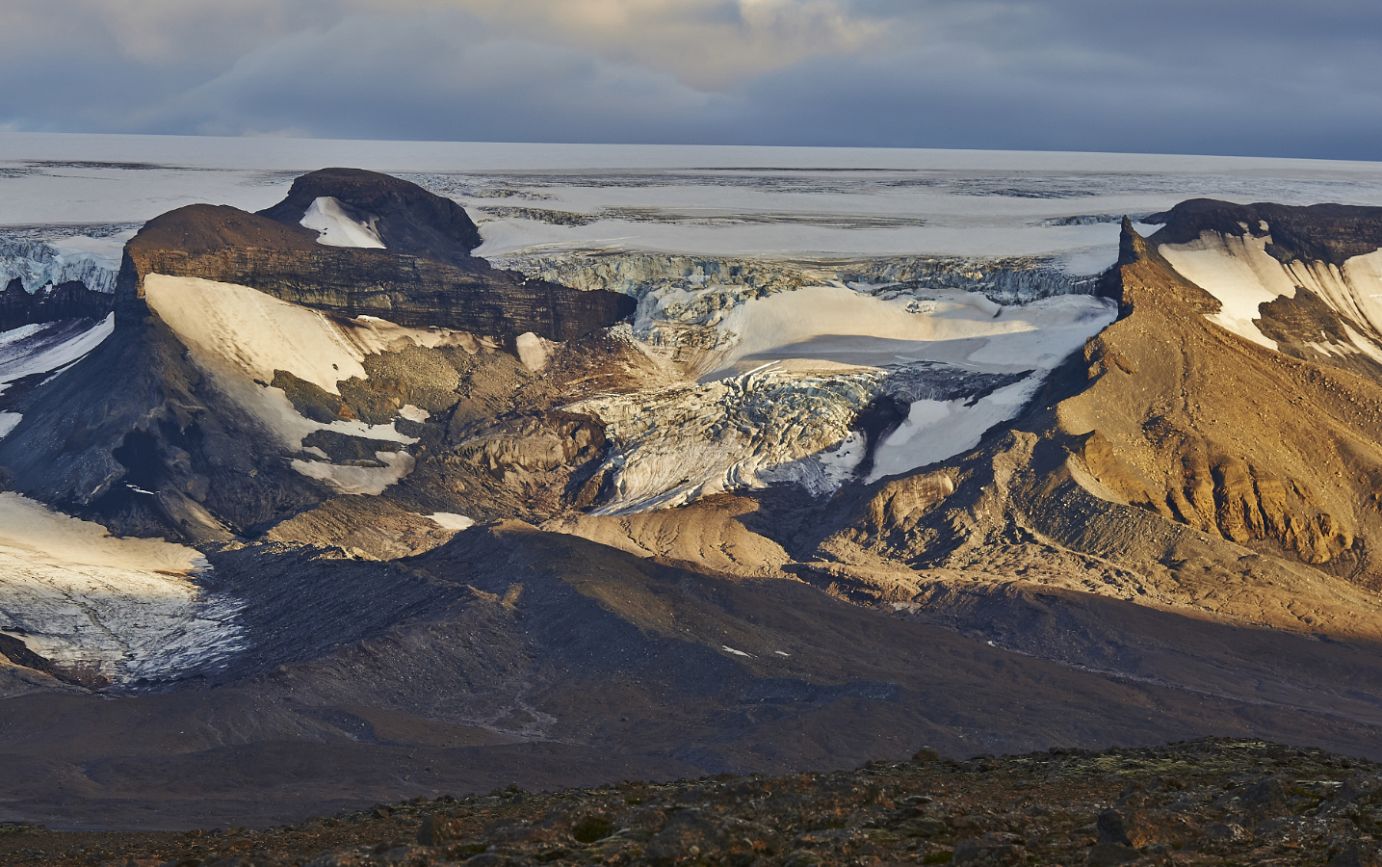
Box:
left=495, top=250, right=1099, bottom=308
left=568, top=262, right=1116, bottom=512
left=0, top=492, right=243, bottom=685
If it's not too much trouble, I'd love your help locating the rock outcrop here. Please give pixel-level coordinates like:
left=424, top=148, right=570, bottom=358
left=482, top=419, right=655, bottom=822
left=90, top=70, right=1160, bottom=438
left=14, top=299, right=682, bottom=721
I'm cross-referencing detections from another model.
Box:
left=0, top=277, right=113, bottom=331
left=117, top=202, right=633, bottom=342
left=258, top=167, right=484, bottom=262
left=1149, top=198, right=1382, bottom=265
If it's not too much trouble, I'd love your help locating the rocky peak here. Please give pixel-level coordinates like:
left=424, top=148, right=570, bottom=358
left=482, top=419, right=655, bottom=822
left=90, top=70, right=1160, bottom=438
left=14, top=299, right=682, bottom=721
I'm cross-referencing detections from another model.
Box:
left=258, top=167, right=483, bottom=263
left=1097, top=217, right=1217, bottom=315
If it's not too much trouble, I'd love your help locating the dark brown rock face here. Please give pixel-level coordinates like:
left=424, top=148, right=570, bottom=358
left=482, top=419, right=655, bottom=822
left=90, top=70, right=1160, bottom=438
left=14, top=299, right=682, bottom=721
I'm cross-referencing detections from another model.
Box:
left=0, top=277, right=113, bottom=331
left=1149, top=198, right=1382, bottom=265
left=119, top=200, right=633, bottom=342
left=258, top=167, right=483, bottom=262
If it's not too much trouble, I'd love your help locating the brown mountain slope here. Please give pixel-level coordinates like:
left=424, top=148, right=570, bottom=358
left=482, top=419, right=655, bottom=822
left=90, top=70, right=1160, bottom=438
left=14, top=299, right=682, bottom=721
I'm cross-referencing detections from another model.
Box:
left=800, top=215, right=1382, bottom=640
left=0, top=524, right=1379, bottom=830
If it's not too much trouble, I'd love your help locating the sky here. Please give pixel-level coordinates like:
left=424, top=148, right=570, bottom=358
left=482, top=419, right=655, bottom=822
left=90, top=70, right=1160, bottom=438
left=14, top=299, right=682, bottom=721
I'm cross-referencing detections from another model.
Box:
left=2, top=0, right=1380, bottom=160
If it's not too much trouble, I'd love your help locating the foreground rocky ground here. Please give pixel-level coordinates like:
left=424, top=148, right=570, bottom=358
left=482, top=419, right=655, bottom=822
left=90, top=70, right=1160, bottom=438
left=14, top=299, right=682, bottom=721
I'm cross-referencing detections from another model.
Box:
left=2, top=739, right=1377, bottom=866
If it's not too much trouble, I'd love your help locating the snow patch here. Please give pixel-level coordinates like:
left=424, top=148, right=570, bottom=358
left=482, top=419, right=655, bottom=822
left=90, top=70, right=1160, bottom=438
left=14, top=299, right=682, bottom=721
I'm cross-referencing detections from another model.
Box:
left=1159, top=232, right=1297, bottom=349
left=1160, top=233, right=1382, bottom=353
left=0, top=412, right=19, bottom=440
left=699, top=284, right=1112, bottom=381
left=0, top=492, right=242, bottom=683
left=300, top=196, right=385, bottom=249
left=427, top=512, right=476, bottom=531
left=142, top=275, right=479, bottom=494
left=721, top=645, right=754, bottom=658
left=868, top=378, right=1040, bottom=481
left=143, top=274, right=475, bottom=394
left=144, top=275, right=372, bottom=394
left=398, top=404, right=431, bottom=423
left=290, top=451, right=416, bottom=496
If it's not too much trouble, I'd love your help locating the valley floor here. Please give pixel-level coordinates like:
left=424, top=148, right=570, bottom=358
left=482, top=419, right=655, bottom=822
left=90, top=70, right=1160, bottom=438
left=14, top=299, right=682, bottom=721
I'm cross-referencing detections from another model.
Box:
left=1, top=739, right=1376, bottom=865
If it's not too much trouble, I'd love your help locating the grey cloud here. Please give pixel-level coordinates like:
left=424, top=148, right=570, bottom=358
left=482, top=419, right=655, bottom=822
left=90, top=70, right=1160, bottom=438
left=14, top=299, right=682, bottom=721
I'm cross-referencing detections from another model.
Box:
left=153, top=10, right=737, bottom=142
left=0, top=0, right=1379, bottom=159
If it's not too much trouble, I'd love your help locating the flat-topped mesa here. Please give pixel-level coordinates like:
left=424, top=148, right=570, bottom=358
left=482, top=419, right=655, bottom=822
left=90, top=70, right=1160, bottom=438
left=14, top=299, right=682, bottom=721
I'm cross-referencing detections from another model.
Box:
left=1148, top=198, right=1382, bottom=265
left=117, top=171, right=634, bottom=342
left=258, top=167, right=483, bottom=263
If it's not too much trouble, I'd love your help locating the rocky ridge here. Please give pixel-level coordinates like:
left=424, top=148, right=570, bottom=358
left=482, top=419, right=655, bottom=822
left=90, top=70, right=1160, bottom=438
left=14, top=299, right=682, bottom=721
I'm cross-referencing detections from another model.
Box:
left=788, top=213, right=1382, bottom=638
left=0, top=277, right=113, bottom=331
left=119, top=198, right=633, bottom=343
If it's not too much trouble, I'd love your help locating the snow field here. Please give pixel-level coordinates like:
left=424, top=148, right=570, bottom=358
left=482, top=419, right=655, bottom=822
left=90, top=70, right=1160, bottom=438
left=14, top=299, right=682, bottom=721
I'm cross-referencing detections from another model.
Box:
left=142, top=275, right=481, bottom=495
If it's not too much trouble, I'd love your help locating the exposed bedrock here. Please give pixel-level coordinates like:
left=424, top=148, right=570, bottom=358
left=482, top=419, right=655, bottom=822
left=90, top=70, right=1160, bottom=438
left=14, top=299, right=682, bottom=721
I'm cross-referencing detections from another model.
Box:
left=258, top=167, right=484, bottom=263
left=116, top=177, right=633, bottom=343
left=1149, top=198, right=1382, bottom=265
left=0, top=277, right=113, bottom=331
left=824, top=212, right=1382, bottom=612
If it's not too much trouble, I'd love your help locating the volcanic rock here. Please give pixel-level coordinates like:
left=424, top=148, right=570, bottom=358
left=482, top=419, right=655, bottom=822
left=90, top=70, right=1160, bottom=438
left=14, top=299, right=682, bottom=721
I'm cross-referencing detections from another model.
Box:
left=259, top=167, right=484, bottom=262
left=117, top=201, right=633, bottom=342
left=0, top=277, right=112, bottom=331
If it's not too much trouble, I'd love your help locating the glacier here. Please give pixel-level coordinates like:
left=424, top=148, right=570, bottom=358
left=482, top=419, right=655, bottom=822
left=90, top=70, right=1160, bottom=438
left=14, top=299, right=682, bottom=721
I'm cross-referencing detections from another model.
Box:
left=5, top=133, right=1382, bottom=514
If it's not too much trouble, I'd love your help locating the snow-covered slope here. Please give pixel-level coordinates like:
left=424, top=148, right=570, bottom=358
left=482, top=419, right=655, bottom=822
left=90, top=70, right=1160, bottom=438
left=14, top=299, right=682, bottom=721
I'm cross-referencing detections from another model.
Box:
left=141, top=274, right=480, bottom=495
left=0, top=492, right=241, bottom=684
left=1159, top=227, right=1382, bottom=360
left=0, top=315, right=114, bottom=399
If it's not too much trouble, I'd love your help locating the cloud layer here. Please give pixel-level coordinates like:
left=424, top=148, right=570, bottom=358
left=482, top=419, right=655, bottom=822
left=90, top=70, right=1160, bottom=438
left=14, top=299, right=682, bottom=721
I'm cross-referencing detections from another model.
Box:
left=3, top=0, right=1380, bottom=159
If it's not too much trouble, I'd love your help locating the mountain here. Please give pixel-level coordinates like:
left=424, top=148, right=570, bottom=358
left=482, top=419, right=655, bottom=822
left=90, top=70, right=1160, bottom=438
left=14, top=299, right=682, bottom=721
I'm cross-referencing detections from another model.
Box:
left=258, top=166, right=485, bottom=261
left=0, top=172, right=1380, bottom=831
left=800, top=211, right=1382, bottom=623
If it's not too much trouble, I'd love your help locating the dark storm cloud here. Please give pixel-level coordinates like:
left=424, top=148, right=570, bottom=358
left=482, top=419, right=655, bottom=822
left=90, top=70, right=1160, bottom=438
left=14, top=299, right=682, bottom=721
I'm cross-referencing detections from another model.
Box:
left=1, top=0, right=1378, bottom=159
